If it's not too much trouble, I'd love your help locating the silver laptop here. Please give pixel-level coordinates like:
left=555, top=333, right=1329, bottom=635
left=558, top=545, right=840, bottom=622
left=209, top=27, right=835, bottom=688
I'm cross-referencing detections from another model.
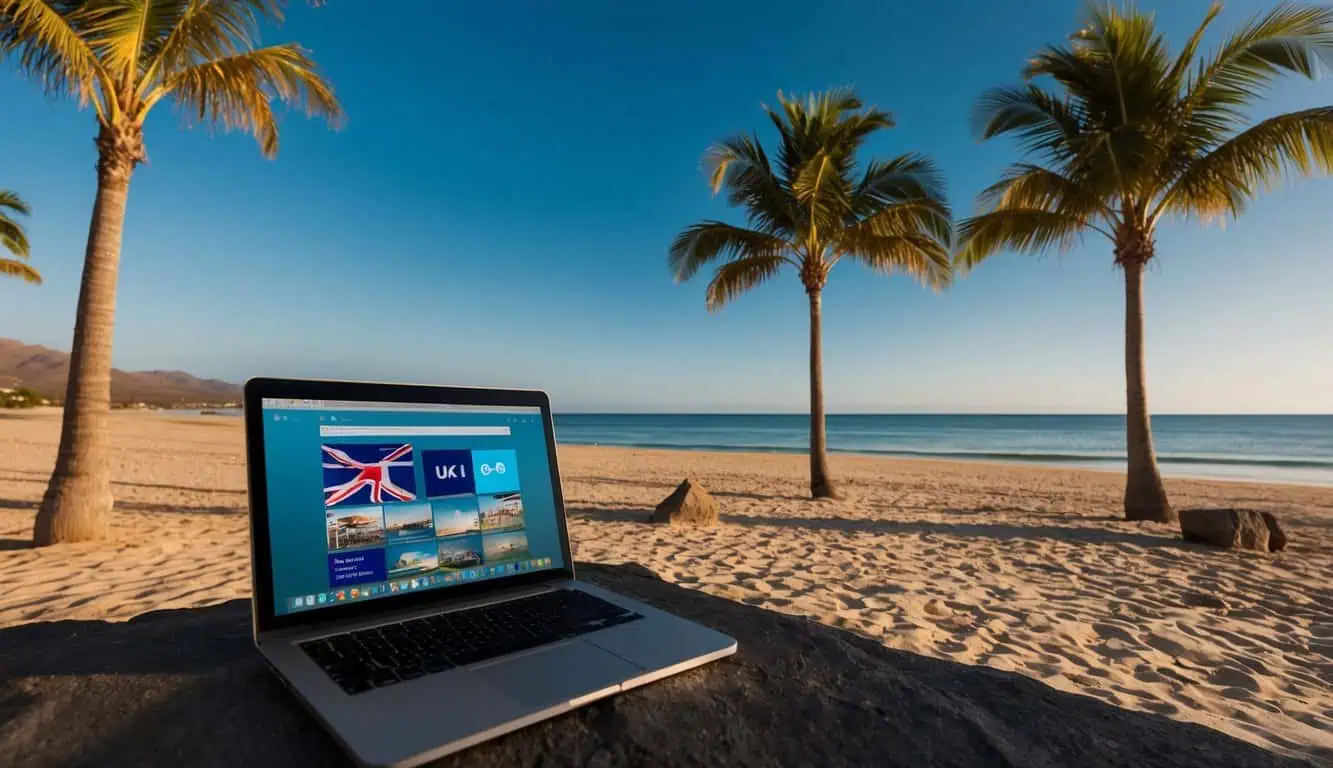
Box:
left=244, top=378, right=737, bottom=767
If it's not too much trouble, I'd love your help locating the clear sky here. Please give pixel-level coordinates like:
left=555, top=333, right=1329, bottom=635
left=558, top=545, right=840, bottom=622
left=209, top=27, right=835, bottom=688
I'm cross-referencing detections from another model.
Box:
left=1, top=0, right=1330, bottom=414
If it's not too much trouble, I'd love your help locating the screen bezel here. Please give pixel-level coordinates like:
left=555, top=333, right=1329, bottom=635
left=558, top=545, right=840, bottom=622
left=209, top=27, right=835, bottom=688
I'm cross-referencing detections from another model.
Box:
left=244, top=377, right=576, bottom=635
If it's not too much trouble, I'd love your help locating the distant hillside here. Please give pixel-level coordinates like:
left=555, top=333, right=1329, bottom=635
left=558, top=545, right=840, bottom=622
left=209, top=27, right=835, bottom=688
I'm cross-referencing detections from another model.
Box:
left=0, top=338, right=241, bottom=406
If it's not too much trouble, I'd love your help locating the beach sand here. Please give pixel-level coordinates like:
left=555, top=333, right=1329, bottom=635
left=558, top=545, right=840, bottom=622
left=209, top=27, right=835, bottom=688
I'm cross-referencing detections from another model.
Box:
left=1, top=409, right=1330, bottom=762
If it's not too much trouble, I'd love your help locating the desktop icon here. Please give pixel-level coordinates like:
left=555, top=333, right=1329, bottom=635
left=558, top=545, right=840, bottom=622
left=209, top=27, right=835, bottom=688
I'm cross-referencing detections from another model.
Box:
left=317, top=593, right=328, bottom=604
left=350, top=588, right=360, bottom=599
left=305, top=595, right=315, bottom=607
left=336, top=590, right=346, bottom=601
left=389, top=582, right=399, bottom=593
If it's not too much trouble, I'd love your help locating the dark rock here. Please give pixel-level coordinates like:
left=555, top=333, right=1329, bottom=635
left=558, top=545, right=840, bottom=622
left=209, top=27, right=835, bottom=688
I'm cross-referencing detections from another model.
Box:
left=1260, top=512, right=1288, bottom=552
left=0, top=563, right=1308, bottom=768
left=651, top=478, right=719, bottom=526
left=1179, top=509, right=1271, bottom=552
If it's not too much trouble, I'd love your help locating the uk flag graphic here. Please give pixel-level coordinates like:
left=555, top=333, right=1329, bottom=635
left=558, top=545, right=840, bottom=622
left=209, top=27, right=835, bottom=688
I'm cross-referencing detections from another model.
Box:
left=322, top=443, right=418, bottom=508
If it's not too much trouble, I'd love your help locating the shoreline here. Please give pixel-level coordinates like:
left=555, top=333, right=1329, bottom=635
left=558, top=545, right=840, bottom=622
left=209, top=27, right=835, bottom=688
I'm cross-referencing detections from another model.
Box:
left=554, top=439, right=1333, bottom=490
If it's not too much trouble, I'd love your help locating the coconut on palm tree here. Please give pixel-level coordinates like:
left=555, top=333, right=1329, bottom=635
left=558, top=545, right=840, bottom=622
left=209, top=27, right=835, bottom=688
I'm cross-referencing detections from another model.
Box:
left=671, top=89, right=952, bottom=499
left=0, top=190, right=40, bottom=284
left=955, top=2, right=1333, bottom=523
left=1, top=0, right=343, bottom=544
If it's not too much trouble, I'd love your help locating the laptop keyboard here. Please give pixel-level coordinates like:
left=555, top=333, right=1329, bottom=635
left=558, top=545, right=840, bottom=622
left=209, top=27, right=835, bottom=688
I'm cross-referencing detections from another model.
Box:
left=298, top=589, right=643, bottom=695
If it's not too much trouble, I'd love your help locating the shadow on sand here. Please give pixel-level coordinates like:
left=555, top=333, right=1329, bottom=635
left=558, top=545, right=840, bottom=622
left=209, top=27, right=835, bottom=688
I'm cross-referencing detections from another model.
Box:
left=0, top=563, right=1305, bottom=768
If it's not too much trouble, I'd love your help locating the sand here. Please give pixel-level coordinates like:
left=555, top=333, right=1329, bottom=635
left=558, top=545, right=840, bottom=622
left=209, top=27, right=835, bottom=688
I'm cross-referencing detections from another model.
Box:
left=1, top=409, right=1330, bottom=762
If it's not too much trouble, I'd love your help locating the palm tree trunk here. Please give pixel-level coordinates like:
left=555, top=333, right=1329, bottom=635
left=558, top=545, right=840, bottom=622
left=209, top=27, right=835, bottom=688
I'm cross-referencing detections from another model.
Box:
left=808, top=290, right=838, bottom=499
left=1122, top=259, right=1173, bottom=523
left=33, top=151, right=135, bottom=545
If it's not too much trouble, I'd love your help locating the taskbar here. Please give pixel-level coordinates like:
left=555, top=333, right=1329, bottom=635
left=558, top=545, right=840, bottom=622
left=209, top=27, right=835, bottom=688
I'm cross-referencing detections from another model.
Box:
left=284, top=557, right=555, bottom=612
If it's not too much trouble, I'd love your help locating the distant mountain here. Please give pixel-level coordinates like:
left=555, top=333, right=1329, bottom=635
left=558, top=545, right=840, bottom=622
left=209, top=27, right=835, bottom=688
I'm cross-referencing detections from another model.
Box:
left=0, top=338, right=241, bottom=406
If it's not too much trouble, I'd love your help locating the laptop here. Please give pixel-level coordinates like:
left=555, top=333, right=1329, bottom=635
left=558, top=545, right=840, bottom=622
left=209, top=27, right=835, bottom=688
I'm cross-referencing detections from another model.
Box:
left=244, top=378, right=737, bottom=767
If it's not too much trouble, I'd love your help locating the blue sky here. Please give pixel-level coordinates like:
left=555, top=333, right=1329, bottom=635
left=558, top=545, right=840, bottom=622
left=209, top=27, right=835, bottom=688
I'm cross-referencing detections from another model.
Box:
left=1, top=0, right=1330, bottom=413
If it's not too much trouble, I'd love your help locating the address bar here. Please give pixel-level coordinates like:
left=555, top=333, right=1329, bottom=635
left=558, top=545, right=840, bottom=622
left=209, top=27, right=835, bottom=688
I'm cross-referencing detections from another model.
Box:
left=318, top=425, right=511, bottom=437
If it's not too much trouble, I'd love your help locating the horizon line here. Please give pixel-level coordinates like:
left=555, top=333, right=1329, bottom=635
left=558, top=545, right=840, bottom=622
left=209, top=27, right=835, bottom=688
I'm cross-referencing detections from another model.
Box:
left=550, top=411, right=1333, bottom=417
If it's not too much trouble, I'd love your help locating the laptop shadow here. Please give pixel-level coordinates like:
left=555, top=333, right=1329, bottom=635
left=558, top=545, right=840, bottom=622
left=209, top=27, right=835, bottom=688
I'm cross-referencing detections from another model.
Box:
left=0, top=563, right=1309, bottom=768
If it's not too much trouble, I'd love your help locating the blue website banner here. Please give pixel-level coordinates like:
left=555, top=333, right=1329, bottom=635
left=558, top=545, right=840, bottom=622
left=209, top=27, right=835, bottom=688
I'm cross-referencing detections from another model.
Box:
left=262, top=404, right=564, bottom=614
left=422, top=449, right=475, bottom=497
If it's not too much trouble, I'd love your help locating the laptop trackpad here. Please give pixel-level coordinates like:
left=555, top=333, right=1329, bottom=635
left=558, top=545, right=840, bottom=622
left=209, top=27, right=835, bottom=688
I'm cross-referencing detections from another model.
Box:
left=471, top=640, right=641, bottom=709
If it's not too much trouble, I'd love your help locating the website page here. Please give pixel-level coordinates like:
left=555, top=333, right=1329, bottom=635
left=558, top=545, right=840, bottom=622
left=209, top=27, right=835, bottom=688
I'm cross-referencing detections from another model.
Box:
left=261, top=398, right=564, bottom=616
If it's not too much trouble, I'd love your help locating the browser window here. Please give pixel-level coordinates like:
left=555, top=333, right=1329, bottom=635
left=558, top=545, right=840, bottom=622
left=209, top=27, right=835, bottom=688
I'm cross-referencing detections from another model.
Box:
left=260, top=398, right=563, bottom=615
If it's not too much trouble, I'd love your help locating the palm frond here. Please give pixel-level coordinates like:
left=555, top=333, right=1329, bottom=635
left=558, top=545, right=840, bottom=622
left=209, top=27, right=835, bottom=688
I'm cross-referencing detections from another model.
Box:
left=979, top=163, right=1114, bottom=224
left=1186, top=3, right=1333, bottom=110
left=1161, top=105, right=1333, bottom=221
left=0, top=257, right=42, bottom=284
left=0, top=190, right=32, bottom=216
left=703, top=134, right=795, bottom=235
left=791, top=149, right=851, bottom=233
left=149, top=43, right=343, bottom=157
left=668, top=221, right=788, bottom=283
left=848, top=153, right=951, bottom=243
left=78, top=0, right=180, bottom=83
left=0, top=190, right=32, bottom=259
left=1167, top=2, right=1223, bottom=88
left=850, top=153, right=945, bottom=207
left=838, top=231, right=952, bottom=290
left=973, top=85, right=1086, bottom=164
left=0, top=223, right=29, bottom=258
left=139, top=0, right=288, bottom=89
left=1076, top=2, right=1175, bottom=118
left=830, top=105, right=894, bottom=150
left=704, top=253, right=786, bottom=311
left=954, top=209, right=1090, bottom=272
left=0, top=0, right=109, bottom=114
left=764, top=88, right=890, bottom=189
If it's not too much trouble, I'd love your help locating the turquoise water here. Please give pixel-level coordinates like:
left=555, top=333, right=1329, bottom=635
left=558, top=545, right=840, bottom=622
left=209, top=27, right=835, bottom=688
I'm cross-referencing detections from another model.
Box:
left=175, top=409, right=1332, bottom=486
left=551, top=414, right=1333, bottom=487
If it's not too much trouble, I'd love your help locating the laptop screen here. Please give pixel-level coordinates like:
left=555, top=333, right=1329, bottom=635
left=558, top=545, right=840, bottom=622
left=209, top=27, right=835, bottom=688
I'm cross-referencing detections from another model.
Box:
left=260, top=396, right=565, bottom=616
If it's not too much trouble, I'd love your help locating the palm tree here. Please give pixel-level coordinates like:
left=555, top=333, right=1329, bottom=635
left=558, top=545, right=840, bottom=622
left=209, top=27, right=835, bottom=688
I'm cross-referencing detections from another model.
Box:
left=0, top=190, right=40, bottom=284
left=2, top=1, right=343, bottom=544
left=671, top=89, right=952, bottom=499
left=955, top=2, right=1333, bottom=523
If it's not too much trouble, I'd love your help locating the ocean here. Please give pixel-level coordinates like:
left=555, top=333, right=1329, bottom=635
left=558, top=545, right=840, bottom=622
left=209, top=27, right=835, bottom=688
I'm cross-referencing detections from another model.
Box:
left=174, top=409, right=1332, bottom=486
left=551, top=414, right=1333, bottom=487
